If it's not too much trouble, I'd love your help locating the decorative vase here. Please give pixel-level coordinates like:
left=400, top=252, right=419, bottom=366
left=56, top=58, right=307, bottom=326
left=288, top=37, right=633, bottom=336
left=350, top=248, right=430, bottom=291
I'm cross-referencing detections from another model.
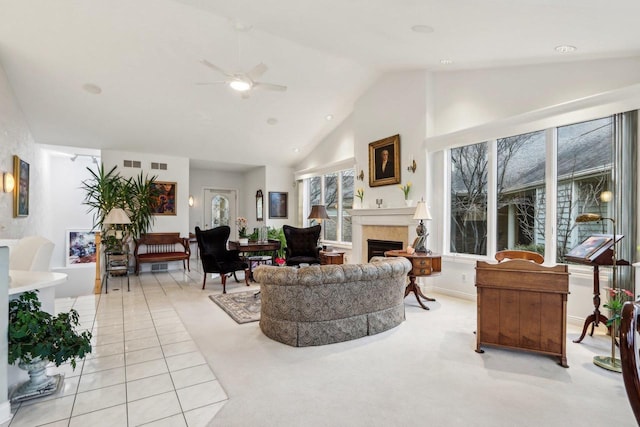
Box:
left=405, top=199, right=413, bottom=207
left=239, top=238, right=249, bottom=245
left=11, top=357, right=62, bottom=402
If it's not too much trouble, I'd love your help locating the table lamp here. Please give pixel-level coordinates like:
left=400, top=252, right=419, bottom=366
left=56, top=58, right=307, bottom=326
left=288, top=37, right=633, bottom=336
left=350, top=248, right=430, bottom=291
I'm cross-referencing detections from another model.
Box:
left=412, top=200, right=432, bottom=253
left=104, top=207, right=132, bottom=242
left=308, top=204, right=330, bottom=244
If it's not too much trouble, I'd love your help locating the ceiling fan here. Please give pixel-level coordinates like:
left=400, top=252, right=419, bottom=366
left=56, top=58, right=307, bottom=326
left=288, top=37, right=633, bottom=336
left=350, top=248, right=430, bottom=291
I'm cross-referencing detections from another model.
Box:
left=198, top=59, right=287, bottom=98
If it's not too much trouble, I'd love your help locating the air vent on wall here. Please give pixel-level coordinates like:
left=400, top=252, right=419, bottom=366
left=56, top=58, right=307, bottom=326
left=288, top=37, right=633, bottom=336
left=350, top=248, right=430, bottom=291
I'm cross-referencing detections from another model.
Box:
left=151, top=263, right=168, bottom=272
left=123, top=160, right=142, bottom=168
left=151, top=162, right=168, bottom=170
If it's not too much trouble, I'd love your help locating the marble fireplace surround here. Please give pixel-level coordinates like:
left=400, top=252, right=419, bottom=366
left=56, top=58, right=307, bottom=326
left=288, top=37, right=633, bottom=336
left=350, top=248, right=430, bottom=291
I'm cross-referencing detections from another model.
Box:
left=349, top=207, right=418, bottom=263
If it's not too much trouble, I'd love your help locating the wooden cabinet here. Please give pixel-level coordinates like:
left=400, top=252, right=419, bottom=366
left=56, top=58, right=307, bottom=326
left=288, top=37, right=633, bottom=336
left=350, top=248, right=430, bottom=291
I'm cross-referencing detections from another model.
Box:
left=475, top=259, right=569, bottom=367
left=408, top=255, right=441, bottom=276
left=320, top=250, right=344, bottom=265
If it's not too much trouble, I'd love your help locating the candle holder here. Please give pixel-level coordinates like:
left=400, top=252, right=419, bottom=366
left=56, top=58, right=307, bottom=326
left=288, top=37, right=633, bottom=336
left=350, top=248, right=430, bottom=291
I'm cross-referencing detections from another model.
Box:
left=376, top=198, right=383, bottom=208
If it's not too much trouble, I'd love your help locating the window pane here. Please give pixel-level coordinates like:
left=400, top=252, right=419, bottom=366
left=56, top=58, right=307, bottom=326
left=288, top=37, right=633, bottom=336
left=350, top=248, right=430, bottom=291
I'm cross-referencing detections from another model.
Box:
left=496, top=130, right=546, bottom=255
left=556, top=117, right=613, bottom=263
left=450, top=142, right=488, bottom=255
left=324, top=173, right=338, bottom=241
left=341, top=170, right=354, bottom=242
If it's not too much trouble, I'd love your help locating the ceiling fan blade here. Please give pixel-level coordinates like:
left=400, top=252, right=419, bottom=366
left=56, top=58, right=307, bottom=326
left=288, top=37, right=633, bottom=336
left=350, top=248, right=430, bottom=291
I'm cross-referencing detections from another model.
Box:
left=253, top=82, right=287, bottom=92
left=200, top=59, right=234, bottom=78
left=246, top=63, right=268, bottom=81
left=195, top=81, right=227, bottom=85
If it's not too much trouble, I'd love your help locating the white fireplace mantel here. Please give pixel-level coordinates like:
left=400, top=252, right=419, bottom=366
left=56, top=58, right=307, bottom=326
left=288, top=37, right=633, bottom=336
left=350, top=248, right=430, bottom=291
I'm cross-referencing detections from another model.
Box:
left=349, top=207, right=418, bottom=263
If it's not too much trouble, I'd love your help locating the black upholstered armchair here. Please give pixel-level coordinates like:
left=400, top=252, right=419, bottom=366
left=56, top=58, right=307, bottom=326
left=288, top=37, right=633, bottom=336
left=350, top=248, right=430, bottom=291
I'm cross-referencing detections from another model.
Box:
left=195, top=226, right=249, bottom=293
left=283, top=224, right=322, bottom=266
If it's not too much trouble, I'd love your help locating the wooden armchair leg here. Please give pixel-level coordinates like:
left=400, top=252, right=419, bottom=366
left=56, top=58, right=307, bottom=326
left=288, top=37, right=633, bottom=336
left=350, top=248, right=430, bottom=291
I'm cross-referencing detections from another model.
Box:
left=232, top=272, right=240, bottom=283
left=221, top=273, right=227, bottom=294
left=201, top=274, right=207, bottom=290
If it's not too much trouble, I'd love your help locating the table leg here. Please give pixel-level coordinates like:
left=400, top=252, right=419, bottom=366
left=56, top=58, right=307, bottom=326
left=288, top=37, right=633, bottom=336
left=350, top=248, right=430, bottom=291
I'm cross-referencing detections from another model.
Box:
left=404, top=275, right=435, bottom=310
left=574, top=265, right=610, bottom=343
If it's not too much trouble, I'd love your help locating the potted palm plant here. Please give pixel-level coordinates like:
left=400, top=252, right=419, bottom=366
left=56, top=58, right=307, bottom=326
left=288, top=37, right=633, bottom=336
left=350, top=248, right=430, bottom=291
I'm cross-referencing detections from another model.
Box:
left=8, top=291, right=92, bottom=401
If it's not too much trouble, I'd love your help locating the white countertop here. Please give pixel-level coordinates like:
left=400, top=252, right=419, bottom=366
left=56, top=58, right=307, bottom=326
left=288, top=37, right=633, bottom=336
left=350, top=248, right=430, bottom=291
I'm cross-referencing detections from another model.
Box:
left=8, top=270, right=67, bottom=295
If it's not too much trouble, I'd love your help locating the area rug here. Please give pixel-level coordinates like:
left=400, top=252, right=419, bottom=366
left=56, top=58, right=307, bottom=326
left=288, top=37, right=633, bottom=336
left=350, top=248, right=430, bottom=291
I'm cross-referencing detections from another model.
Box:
left=209, top=291, right=261, bottom=324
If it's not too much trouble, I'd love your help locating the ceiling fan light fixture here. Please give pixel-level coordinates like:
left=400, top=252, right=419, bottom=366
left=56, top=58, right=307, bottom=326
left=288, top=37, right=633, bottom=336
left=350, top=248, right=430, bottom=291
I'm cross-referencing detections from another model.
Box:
left=229, top=79, right=251, bottom=92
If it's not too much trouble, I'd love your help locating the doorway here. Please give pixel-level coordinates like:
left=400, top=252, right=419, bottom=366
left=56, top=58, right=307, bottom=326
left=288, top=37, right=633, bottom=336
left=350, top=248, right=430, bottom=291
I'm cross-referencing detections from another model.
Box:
left=203, top=188, right=238, bottom=238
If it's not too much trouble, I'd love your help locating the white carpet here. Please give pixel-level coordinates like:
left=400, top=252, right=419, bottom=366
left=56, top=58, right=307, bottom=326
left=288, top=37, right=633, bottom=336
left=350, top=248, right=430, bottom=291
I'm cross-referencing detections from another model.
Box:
left=169, top=280, right=635, bottom=426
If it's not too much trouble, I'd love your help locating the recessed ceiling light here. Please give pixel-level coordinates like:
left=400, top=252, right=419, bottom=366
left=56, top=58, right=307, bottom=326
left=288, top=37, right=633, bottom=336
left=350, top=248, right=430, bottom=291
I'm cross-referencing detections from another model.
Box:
left=267, top=118, right=278, bottom=125
left=440, top=59, right=453, bottom=65
left=325, top=114, right=333, bottom=121
left=411, top=25, right=434, bottom=34
left=555, top=45, right=577, bottom=53
left=82, top=83, right=102, bottom=94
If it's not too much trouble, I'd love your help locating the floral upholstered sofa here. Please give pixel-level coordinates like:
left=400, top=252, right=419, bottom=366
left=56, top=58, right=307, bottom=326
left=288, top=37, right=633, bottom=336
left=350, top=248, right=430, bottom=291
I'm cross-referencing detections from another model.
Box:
left=253, top=256, right=412, bottom=347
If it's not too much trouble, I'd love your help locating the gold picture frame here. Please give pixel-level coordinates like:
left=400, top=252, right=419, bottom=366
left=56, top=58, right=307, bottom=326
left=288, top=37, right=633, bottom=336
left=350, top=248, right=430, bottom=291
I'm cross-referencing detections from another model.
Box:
left=369, top=134, right=401, bottom=187
left=151, top=181, right=177, bottom=215
left=13, top=155, right=29, bottom=217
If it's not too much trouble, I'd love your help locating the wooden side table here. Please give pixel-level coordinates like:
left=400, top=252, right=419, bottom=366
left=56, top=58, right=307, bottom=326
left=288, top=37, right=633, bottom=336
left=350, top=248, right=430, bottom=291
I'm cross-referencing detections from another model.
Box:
left=320, top=250, right=345, bottom=265
left=384, top=250, right=442, bottom=310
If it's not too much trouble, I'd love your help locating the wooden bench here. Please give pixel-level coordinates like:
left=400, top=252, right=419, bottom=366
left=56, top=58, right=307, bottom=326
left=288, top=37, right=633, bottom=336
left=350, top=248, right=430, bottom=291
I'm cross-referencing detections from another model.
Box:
left=134, top=232, right=190, bottom=274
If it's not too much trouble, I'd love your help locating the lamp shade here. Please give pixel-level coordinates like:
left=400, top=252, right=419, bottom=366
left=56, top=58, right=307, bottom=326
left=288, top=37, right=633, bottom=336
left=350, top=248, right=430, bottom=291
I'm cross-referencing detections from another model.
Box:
left=104, top=208, right=131, bottom=225
left=308, top=205, right=330, bottom=221
left=413, top=201, right=432, bottom=220
left=575, top=213, right=603, bottom=223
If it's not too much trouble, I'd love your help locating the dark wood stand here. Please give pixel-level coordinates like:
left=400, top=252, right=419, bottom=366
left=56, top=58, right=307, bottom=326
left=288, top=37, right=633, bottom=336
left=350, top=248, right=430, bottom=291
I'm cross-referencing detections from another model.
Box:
left=565, top=236, right=628, bottom=344
left=384, top=250, right=442, bottom=310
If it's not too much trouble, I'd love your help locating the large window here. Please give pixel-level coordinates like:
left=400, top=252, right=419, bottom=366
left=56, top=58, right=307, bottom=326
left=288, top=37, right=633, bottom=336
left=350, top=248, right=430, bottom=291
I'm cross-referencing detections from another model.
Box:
left=305, top=169, right=354, bottom=244
left=496, top=130, right=546, bottom=255
left=556, top=117, right=613, bottom=262
left=448, top=114, right=625, bottom=263
left=450, top=142, right=488, bottom=255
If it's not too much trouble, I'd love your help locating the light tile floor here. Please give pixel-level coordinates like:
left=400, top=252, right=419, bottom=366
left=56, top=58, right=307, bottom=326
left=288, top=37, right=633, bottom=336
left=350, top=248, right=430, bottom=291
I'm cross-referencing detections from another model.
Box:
left=5, top=266, right=229, bottom=427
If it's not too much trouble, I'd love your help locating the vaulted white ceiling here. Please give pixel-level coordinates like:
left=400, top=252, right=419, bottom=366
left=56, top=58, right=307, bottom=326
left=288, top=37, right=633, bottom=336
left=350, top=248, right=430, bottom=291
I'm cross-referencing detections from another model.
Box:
left=1, top=0, right=639, bottom=171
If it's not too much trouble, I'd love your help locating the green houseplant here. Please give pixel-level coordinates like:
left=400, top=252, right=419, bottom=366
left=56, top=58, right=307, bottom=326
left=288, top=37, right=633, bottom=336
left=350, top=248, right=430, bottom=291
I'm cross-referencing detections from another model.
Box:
left=82, top=164, right=158, bottom=243
left=9, top=291, right=92, bottom=399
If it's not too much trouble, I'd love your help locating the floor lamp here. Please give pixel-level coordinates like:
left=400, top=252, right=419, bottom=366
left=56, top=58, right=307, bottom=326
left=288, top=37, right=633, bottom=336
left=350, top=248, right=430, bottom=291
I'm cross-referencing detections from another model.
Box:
left=575, top=212, right=620, bottom=372
left=103, top=208, right=132, bottom=251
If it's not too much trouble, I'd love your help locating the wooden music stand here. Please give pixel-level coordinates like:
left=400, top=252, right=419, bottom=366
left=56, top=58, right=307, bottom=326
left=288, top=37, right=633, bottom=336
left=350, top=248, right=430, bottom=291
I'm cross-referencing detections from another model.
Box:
left=565, top=234, right=629, bottom=343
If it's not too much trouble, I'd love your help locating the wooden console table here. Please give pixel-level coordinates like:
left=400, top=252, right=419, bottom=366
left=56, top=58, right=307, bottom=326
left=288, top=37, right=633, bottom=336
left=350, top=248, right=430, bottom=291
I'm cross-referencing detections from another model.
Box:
left=475, top=259, right=570, bottom=367
left=384, top=250, right=442, bottom=310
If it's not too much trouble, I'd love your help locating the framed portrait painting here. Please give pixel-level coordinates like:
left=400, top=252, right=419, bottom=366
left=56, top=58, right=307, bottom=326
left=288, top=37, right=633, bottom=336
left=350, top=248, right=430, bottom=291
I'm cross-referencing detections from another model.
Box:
left=369, top=134, right=401, bottom=187
left=13, top=155, right=29, bottom=217
left=269, top=191, right=288, bottom=219
left=66, top=230, right=98, bottom=266
left=151, top=181, right=177, bottom=215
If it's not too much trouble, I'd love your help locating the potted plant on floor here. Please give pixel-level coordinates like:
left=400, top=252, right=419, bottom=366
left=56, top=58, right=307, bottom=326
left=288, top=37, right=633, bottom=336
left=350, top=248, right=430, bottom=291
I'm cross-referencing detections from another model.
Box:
left=8, top=291, right=92, bottom=402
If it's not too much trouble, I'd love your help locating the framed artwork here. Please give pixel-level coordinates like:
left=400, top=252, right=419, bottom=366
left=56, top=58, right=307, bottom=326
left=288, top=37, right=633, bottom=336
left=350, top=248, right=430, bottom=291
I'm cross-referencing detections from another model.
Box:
left=369, top=134, right=401, bottom=187
left=151, top=181, right=177, bottom=215
left=13, top=155, right=29, bottom=217
left=269, top=191, right=288, bottom=218
left=66, top=230, right=98, bottom=266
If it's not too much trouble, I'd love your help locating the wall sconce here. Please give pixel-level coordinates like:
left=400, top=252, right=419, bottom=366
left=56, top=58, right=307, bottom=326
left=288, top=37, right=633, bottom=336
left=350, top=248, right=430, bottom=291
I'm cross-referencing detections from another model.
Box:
left=188, top=195, right=194, bottom=207
left=356, top=170, right=364, bottom=181
left=600, top=190, right=612, bottom=202
left=407, top=157, right=417, bottom=173
left=2, top=172, right=15, bottom=193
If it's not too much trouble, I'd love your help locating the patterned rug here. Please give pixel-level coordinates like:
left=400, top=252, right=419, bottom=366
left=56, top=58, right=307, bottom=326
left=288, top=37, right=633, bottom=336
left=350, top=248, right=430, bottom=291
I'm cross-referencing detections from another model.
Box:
left=209, top=291, right=261, bottom=324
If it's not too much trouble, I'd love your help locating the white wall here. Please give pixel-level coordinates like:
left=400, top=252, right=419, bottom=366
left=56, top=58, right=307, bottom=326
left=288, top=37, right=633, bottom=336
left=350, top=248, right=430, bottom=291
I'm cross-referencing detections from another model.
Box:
left=0, top=64, right=41, bottom=239
left=189, top=167, right=246, bottom=233
left=296, top=114, right=355, bottom=173
left=265, top=165, right=297, bottom=229
left=354, top=71, right=428, bottom=208
left=432, top=56, right=640, bottom=137
left=101, top=150, right=190, bottom=236
left=242, top=167, right=266, bottom=233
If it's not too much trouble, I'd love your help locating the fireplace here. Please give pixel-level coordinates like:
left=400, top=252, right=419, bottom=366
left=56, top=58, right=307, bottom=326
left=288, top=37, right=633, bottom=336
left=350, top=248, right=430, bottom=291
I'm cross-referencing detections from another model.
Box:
left=367, top=239, right=403, bottom=261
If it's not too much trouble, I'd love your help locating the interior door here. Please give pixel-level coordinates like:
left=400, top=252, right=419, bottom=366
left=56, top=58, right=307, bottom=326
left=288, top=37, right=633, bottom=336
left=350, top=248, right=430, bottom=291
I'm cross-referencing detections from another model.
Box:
left=203, top=189, right=238, bottom=238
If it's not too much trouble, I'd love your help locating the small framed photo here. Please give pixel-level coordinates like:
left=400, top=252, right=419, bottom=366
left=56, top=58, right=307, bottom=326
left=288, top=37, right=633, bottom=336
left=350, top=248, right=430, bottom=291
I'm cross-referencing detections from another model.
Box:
left=151, top=181, right=177, bottom=215
left=269, top=192, right=288, bottom=218
left=13, top=155, right=30, bottom=217
left=66, top=230, right=98, bottom=266
left=369, top=134, right=401, bottom=187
